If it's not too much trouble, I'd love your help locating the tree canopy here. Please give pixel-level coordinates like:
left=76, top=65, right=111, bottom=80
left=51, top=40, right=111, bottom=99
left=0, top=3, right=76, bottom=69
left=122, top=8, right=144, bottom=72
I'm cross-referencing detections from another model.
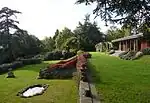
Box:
left=106, top=26, right=130, bottom=41
left=76, top=0, right=150, bottom=28
left=0, top=7, right=21, bottom=34
left=55, top=27, right=75, bottom=50
left=0, top=7, right=43, bottom=64
left=74, top=14, right=104, bottom=51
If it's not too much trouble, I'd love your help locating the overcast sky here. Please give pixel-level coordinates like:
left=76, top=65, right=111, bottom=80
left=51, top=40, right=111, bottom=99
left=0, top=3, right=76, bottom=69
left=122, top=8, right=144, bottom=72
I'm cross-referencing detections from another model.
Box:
left=0, top=0, right=119, bottom=40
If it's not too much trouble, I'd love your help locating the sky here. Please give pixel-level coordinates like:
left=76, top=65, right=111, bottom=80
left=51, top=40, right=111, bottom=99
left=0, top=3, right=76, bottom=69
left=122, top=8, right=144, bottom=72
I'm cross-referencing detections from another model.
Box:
left=0, top=0, right=120, bottom=40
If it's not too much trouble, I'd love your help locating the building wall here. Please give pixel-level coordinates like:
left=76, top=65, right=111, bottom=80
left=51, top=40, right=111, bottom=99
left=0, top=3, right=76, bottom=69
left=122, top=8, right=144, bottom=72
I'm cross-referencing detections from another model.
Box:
left=141, top=40, right=150, bottom=50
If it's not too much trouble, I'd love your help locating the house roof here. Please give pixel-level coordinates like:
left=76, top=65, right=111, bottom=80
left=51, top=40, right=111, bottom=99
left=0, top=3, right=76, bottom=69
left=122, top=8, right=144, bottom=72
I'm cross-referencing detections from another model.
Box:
left=112, top=33, right=143, bottom=42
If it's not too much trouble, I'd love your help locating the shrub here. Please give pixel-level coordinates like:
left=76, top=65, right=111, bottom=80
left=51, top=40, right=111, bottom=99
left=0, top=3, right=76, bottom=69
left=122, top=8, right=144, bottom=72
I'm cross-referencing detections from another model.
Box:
left=77, top=50, right=84, bottom=55
left=38, top=67, right=76, bottom=79
left=33, top=54, right=44, bottom=60
left=69, top=49, right=77, bottom=54
left=44, top=51, right=63, bottom=60
left=19, top=58, right=42, bottom=65
left=0, top=61, right=23, bottom=74
left=44, top=51, right=76, bottom=61
left=142, top=48, right=150, bottom=55
left=53, top=51, right=63, bottom=60
left=44, top=52, right=54, bottom=60
left=65, top=52, right=76, bottom=59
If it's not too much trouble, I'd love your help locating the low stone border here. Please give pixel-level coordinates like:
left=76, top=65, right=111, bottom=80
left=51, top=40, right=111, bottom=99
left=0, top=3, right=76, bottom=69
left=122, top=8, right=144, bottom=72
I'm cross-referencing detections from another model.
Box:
left=79, top=69, right=100, bottom=103
left=77, top=53, right=100, bottom=103
left=87, top=70, right=100, bottom=103
left=17, top=84, right=49, bottom=98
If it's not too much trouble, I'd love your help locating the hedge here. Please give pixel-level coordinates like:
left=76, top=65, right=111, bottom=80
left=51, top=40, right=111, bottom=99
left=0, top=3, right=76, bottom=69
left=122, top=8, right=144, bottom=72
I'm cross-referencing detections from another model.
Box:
left=44, top=51, right=76, bottom=61
left=142, top=48, right=150, bottom=55
left=0, top=61, right=23, bottom=74
left=19, top=58, right=42, bottom=65
left=0, top=58, right=42, bottom=74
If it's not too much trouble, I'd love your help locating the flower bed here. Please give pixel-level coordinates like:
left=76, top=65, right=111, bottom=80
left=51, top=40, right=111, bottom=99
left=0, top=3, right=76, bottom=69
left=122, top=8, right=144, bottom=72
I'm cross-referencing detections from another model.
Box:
left=39, top=52, right=91, bottom=79
left=38, top=57, right=77, bottom=79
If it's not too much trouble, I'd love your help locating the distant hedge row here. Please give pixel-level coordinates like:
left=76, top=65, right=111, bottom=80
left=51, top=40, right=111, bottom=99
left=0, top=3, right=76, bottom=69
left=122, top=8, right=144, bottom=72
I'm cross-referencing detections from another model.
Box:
left=0, top=58, right=41, bottom=74
left=44, top=51, right=76, bottom=61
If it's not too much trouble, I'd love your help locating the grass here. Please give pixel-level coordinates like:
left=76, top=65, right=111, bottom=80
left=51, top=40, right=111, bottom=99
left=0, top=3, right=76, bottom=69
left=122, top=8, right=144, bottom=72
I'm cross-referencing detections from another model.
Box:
left=88, top=52, right=150, bottom=103
left=0, top=61, right=78, bottom=103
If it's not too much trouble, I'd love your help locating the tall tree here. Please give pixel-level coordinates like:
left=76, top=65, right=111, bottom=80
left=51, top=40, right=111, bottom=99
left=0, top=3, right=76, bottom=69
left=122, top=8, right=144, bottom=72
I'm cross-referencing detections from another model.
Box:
left=76, top=0, right=150, bottom=29
left=0, top=7, right=21, bottom=61
left=53, top=29, right=59, bottom=40
left=0, top=29, right=43, bottom=64
left=106, top=26, right=130, bottom=41
left=55, top=27, right=74, bottom=50
left=74, top=14, right=104, bottom=51
left=42, top=37, right=55, bottom=52
left=0, top=7, right=21, bottom=35
left=64, top=36, right=80, bottom=50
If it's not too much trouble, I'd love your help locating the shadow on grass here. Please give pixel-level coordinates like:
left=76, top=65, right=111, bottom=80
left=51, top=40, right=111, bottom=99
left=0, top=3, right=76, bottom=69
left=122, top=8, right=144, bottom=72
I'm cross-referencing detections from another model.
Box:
left=88, top=60, right=101, bottom=85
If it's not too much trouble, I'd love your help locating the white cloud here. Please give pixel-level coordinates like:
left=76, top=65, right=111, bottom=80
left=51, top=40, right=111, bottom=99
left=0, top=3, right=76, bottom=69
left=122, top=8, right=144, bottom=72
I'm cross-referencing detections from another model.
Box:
left=0, top=0, right=120, bottom=40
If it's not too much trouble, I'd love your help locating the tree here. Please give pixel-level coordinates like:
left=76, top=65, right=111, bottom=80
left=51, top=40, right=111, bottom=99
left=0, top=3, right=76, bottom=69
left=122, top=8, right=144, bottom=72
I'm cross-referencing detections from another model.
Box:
left=0, top=29, right=43, bottom=64
left=138, top=23, right=150, bottom=41
left=42, top=37, right=55, bottom=52
left=55, top=27, right=74, bottom=50
left=106, top=26, right=130, bottom=41
left=74, top=14, right=104, bottom=51
left=64, top=37, right=80, bottom=50
left=11, top=30, right=43, bottom=57
left=0, top=7, right=21, bottom=61
left=76, top=0, right=150, bottom=28
left=53, top=29, right=59, bottom=40
left=0, top=7, right=21, bottom=35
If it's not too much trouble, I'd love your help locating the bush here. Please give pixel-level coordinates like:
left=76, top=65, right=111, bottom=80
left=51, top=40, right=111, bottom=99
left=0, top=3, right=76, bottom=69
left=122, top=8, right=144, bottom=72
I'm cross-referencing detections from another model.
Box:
left=44, top=52, right=54, bottom=60
left=53, top=51, right=63, bottom=60
left=19, top=58, right=42, bottom=65
left=77, top=50, right=84, bottom=55
left=69, top=49, right=77, bottom=54
left=142, top=48, right=150, bottom=55
left=0, top=61, right=23, bottom=74
left=38, top=67, right=76, bottom=79
left=65, top=52, right=76, bottom=59
left=44, top=51, right=76, bottom=61
left=44, top=51, right=63, bottom=60
left=33, top=54, right=44, bottom=60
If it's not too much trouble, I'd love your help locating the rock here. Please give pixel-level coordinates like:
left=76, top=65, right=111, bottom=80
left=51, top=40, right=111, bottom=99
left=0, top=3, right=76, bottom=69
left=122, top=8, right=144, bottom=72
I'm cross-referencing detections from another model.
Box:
left=7, top=68, right=15, bottom=78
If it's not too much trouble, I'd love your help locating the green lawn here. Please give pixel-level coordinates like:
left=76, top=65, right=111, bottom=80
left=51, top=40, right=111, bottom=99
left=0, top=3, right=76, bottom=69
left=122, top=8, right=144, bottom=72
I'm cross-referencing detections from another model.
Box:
left=0, top=62, right=78, bottom=103
left=89, top=52, right=150, bottom=103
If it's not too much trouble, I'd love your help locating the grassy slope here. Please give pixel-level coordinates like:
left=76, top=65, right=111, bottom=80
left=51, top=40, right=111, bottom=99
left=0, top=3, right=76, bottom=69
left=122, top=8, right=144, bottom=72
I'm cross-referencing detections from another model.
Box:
left=89, top=52, right=150, bottom=103
left=0, top=62, right=78, bottom=103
